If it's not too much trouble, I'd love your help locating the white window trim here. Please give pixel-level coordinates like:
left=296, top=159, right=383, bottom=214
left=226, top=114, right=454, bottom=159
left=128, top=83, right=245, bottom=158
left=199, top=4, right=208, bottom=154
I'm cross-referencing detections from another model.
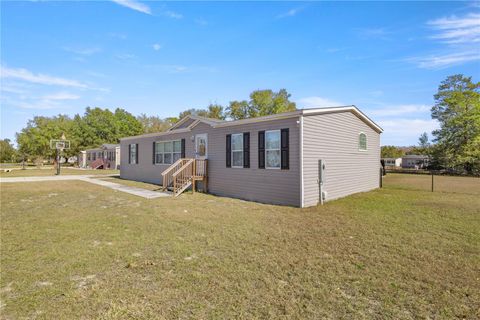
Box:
left=231, top=133, right=244, bottom=168
left=358, top=132, right=368, bottom=151
left=154, top=139, right=182, bottom=165
left=265, top=129, right=281, bottom=170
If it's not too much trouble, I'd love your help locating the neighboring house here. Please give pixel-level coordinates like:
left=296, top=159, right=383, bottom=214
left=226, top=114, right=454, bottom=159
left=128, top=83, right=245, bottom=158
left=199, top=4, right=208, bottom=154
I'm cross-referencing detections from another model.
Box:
left=382, top=157, right=402, bottom=168
left=79, top=144, right=120, bottom=169
left=120, top=106, right=383, bottom=207
left=401, top=155, right=429, bottom=169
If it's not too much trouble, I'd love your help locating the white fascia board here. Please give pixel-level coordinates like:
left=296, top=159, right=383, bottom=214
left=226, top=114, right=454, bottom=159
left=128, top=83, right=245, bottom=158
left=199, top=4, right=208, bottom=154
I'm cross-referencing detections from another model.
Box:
left=120, top=127, right=191, bottom=141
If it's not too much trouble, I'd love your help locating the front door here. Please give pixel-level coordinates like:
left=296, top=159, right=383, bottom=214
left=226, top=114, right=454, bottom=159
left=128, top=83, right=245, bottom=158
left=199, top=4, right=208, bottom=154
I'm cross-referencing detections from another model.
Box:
left=195, top=134, right=208, bottom=159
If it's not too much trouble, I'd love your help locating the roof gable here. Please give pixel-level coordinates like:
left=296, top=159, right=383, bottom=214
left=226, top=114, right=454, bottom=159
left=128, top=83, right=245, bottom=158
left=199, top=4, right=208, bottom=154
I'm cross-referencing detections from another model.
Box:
left=168, top=115, right=224, bottom=132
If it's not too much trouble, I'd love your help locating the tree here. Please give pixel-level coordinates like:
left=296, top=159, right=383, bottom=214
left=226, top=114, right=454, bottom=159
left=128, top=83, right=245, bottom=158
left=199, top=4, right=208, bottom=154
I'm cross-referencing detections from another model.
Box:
left=227, top=100, right=250, bottom=120
left=226, top=89, right=296, bottom=120
left=418, top=132, right=430, bottom=149
left=206, top=104, right=226, bottom=120
left=114, top=108, right=144, bottom=138
left=381, top=145, right=404, bottom=158
left=431, top=74, right=480, bottom=173
left=16, top=115, right=74, bottom=159
left=0, top=139, right=17, bottom=162
left=71, top=107, right=143, bottom=151
left=137, top=114, right=175, bottom=133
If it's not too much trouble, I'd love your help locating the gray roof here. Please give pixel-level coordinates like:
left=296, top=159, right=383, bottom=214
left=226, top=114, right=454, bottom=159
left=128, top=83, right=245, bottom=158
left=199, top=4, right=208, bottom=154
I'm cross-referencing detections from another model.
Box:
left=402, top=154, right=429, bottom=159
left=101, top=143, right=120, bottom=149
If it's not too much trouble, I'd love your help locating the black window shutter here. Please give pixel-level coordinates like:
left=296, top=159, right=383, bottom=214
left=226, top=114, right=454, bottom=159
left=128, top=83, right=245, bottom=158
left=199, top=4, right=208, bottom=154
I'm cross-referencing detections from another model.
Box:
left=226, top=134, right=231, bottom=168
left=243, top=132, right=250, bottom=168
left=258, top=131, right=265, bottom=169
left=128, top=144, right=131, bottom=164
left=135, top=143, right=139, bottom=164
left=281, top=128, right=289, bottom=170
left=152, top=141, right=156, bottom=164
left=181, top=139, right=186, bottom=158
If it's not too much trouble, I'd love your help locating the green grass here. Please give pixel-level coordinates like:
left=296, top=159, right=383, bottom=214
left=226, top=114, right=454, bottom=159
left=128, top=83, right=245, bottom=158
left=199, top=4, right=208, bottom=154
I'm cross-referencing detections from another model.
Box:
left=0, top=168, right=119, bottom=177
left=385, top=173, right=480, bottom=195
left=1, top=176, right=479, bottom=319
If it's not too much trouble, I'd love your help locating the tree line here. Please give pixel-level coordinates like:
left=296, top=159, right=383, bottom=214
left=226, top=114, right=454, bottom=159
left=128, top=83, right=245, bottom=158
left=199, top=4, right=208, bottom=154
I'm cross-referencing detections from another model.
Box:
left=381, top=74, right=479, bottom=174
left=4, top=89, right=296, bottom=161
left=2, top=77, right=478, bottom=174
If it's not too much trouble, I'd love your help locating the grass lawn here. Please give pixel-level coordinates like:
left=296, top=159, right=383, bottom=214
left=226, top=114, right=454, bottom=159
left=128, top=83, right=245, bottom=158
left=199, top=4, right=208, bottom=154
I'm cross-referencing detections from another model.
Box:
left=0, top=168, right=119, bottom=178
left=385, top=173, right=480, bottom=195
left=1, top=176, right=479, bottom=319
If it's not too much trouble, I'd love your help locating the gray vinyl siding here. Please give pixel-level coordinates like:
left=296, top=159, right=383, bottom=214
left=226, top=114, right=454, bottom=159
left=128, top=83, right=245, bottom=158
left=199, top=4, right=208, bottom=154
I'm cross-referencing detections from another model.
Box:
left=121, top=118, right=301, bottom=206
left=302, top=112, right=381, bottom=207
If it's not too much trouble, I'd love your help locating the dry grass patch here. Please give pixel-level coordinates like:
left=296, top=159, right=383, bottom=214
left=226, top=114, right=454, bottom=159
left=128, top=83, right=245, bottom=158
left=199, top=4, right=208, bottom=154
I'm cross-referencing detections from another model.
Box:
left=1, top=179, right=479, bottom=319
left=384, top=173, right=480, bottom=195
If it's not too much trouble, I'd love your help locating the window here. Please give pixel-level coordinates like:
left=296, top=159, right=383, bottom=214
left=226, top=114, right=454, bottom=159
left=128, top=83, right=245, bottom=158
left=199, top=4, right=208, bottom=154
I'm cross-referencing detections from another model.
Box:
left=129, top=144, right=137, bottom=164
left=87, top=153, right=91, bottom=161
left=154, top=140, right=181, bottom=164
left=359, top=133, right=367, bottom=151
left=92, top=153, right=96, bottom=161
left=265, top=130, right=281, bottom=169
left=231, top=133, right=243, bottom=167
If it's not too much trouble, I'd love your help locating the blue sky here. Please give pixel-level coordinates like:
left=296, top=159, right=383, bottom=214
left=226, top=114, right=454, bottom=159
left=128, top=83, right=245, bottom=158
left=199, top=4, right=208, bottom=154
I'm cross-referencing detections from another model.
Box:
left=1, top=1, right=479, bottom=146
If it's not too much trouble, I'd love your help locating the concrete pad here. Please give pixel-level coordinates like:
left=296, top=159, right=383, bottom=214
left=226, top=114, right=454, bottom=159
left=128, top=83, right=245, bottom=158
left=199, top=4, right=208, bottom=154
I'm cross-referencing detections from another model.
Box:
left=78, top=177, right=170, bottom=199
left=0, top=175, right=171, bottom=199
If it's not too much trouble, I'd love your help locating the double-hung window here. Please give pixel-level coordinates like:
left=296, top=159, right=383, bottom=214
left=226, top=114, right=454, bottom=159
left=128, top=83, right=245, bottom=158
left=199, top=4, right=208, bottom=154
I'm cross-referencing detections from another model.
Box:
left=129, top=144, right=137, bottom=164
left=92, top=153, right=96, bottom=161
left=154, top=140, right=182, bottom=164
left=231, top=133, right=243, bottom=168
left=265, top=130, right=281, bottom=169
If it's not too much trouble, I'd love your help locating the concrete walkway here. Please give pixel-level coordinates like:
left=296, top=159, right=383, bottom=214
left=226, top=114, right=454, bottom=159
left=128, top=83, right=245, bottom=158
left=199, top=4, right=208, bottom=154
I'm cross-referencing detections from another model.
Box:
left=0, top=175, right=170, bottom=199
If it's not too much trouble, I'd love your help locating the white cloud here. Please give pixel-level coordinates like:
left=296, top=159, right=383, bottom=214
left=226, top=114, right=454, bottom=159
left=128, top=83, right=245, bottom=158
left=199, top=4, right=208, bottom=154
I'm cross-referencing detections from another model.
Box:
left=407, top=51, right=480, bottom=69
left=108, top=32, right=127, bottom=40
left=42, top=92, right=80, bottom=100
left=195, top=18, right=208, bottom=26
left=297, top=96, right=344, bottom=108
left=115, top=53, right=136, bottom=60
left=378, top=118, right=439, bottom=146
left=356, top=27, right=391, bottom=40
left=152, top=43, right=162, bottom=51
left=407, top=12, right=480, bottom=69
left=277, top=7, right=302, bottom=19
left=63, top=46, right=102, bottom=55
left=111, top=0, right=151, bottom=14
left=1, top=65, right=88, bottom=88
left=163, top=10, right=183, bottom=19
left=369, top=90, right=384, bottom=97
left=428, top=13, right=480, bottom=44
left=369, top=104, right=430, bottom=117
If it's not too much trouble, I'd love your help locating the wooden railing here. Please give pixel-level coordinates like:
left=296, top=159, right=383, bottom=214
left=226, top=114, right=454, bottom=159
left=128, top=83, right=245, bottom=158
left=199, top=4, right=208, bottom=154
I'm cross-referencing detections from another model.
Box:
left=172, top=159, right=195, bottom=196
left=195, top=159, right=208, bottom=177
left=161, top=158, right=208, bottom=196
left=161, top=158, right=188, bottom=191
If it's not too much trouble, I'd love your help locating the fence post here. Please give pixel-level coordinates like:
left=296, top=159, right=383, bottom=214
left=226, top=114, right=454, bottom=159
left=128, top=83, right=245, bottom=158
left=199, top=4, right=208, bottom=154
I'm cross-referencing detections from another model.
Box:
left=431, top=172, right=434, bottom=192
left=379, top=167, right=383, bottom=188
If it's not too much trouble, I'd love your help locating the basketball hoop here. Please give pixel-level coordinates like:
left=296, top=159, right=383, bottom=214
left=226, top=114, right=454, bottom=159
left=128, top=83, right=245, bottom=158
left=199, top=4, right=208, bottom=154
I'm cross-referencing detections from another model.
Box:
left=50, top=134, right=70, bottom=175
left=50, top=139, right=70, bottom=150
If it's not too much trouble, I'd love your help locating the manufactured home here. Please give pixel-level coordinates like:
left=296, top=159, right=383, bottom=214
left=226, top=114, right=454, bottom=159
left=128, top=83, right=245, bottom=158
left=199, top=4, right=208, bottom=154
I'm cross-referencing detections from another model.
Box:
left=79, top=144, right=120, bottom=169
left=120, top=106, right=383, bottom=207
left=382, top=157, right=402, bottom=168
left=401, top=154, right=429, bottom=169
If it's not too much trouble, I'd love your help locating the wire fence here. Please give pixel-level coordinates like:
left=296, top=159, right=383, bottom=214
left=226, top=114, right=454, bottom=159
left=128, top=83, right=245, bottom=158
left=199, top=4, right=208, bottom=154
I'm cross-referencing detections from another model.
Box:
left=383, top=171, right=480, bottom=196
